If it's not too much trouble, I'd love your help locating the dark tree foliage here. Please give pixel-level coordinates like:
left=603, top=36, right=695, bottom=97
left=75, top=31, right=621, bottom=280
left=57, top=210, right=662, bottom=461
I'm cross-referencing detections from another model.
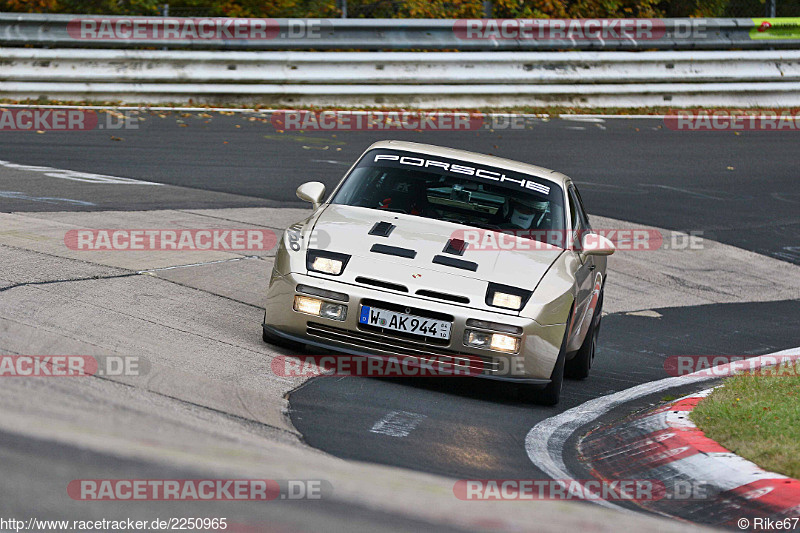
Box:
left=1, top=0, right=794, bottom=17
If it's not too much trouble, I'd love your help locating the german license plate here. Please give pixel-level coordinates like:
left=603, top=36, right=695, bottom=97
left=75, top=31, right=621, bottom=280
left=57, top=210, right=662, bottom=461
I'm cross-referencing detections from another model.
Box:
left=359, top=305, right=451, bottom=340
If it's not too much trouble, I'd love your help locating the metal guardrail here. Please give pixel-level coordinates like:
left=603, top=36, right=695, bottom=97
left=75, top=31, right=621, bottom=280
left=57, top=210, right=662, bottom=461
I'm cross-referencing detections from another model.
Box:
left=4, top=49, right=800, bottom=84
left=1, top=13, right=799, bottom=51
left=2, top=48, right=800, bottom=107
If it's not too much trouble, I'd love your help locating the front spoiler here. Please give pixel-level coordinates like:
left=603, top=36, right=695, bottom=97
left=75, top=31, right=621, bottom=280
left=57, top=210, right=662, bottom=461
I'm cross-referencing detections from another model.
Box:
left=262, top=323, right=551, bottom=387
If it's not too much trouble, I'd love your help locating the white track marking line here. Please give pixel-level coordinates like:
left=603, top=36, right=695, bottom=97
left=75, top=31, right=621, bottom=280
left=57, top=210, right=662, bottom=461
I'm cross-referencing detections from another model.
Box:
left=0, top=191, right=95, bottom=206
left=524, top=347, right=800, bottom=510
left=642, top=183, right=728, bottom=201
left=310, top=159, right=348, bottom=165
left=370, top=410, right=427, bottom=438
left=0, top=160, right=163, bottom=186
left=562, top=116, right=606, bottom=123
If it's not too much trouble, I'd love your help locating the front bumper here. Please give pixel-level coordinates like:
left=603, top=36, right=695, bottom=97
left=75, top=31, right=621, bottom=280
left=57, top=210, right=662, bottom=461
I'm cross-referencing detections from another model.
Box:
left=264, top=270, right=566, bottom=384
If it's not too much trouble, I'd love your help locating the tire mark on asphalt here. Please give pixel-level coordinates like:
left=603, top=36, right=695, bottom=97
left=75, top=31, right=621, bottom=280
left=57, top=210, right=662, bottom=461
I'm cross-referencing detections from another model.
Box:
left=370, top=411, right=428, bottom=438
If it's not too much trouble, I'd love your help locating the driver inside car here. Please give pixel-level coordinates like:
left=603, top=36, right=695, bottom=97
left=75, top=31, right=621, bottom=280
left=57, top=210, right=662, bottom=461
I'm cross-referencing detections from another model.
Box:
left=491, top=198, right=550, bottom=230
left=376, top=177, right=429, bottom=216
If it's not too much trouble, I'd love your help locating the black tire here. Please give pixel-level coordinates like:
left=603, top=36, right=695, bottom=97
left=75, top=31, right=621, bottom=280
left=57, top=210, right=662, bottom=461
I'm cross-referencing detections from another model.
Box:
left=518, top=307, right=572, bottom=406
left=565, top=291, right=603, bottom=380
left=535, top=344, right=566, bottom=406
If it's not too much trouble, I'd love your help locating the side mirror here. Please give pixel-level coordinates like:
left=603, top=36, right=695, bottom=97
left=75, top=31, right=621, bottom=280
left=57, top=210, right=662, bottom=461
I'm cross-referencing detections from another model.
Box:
left=581, top=232, right=615, bottom=257
left=296, top=182, right=326, bottom=210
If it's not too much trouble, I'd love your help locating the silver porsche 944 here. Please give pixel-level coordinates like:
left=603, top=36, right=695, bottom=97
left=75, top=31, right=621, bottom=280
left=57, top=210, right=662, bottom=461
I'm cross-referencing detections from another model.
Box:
left=262, top=141, right=614, bottom=404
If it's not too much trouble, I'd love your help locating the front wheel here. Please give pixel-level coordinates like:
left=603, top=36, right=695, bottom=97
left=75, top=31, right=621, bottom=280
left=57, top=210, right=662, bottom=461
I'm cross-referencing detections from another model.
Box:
left=535, top=345, right=565, bottom=406
left=518, top=308, right=572, bottom=406
left=565, top=291, right=603, bottom=380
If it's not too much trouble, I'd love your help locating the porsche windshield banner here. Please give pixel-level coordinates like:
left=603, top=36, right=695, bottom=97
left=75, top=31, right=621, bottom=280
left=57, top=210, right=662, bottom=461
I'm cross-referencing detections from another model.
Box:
left=358, top=149, right=555, bottom=198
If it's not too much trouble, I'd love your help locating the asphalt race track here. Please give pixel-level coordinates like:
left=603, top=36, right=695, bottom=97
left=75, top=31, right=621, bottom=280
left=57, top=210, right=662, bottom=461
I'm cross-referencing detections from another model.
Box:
left=290, top=300, right=800, bottom=483
left=1, top=111, right=799, bottom=263
left=1, top=111, right=799, bottom=531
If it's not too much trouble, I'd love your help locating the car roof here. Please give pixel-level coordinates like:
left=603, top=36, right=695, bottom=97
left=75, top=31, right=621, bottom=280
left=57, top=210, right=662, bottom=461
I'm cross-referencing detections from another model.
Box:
left=366, top=140, right=571, bottom=188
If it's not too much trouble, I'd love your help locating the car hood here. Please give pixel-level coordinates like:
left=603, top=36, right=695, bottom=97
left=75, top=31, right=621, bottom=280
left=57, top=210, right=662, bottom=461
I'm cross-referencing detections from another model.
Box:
left=310, top=204, right=563, bottom=291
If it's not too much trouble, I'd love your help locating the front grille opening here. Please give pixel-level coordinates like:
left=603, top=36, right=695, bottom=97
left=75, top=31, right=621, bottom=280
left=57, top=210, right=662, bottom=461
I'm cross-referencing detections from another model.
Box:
left=416, top=289, right=469, bottom=304
left=355, top=277, right=408, bottom=293
left=306, top=323, right=500, bottom=371
left=465, top=318, right=524, bottom=335
left=358, top=322, right=451, bottom=345
left=361, top=299, right=454, bottom=322
left=296, top=284, right=348, bottom=302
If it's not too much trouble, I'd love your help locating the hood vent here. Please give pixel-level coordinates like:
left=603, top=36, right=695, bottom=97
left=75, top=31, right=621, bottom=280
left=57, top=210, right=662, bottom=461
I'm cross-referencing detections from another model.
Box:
left=432, top=255, right=478, bottom=272
left=369, top=221, right=395, bottom=237
left=371, top=243, right=417, bottom=259
left=442, top=238, right=468, bottom=256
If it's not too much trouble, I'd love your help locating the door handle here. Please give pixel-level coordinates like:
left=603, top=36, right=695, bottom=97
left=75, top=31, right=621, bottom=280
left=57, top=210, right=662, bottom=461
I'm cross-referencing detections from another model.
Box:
left=588, top=265, right=596, bottom=271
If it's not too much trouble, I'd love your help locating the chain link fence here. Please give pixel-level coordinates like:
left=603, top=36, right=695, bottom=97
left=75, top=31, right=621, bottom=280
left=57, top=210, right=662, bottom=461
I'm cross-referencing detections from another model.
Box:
left=722, top=0, right=799, bottom=17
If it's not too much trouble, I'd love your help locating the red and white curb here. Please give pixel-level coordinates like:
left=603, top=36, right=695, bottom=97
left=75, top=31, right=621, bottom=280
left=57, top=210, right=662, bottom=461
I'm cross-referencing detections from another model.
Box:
left=581, top=387, right=800, bottom=528
left=525, top=348, right=800, bottom=527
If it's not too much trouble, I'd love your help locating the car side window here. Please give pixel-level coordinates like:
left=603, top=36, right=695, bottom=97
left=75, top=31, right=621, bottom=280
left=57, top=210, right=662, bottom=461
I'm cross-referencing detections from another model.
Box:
left=567, top=185, right=582, bottom=250
left=568, top=186, right=580, bottom=232
left=572, top=185, right=591, bottom=230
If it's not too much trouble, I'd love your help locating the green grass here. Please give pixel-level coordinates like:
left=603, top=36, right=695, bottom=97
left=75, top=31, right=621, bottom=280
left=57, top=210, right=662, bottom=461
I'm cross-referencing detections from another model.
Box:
left=690, top=374, right=800, bottom=479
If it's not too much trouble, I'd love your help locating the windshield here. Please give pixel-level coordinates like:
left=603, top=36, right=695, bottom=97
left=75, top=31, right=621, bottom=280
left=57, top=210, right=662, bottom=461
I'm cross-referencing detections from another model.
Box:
left=331, top=148, right=566, bottom=243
